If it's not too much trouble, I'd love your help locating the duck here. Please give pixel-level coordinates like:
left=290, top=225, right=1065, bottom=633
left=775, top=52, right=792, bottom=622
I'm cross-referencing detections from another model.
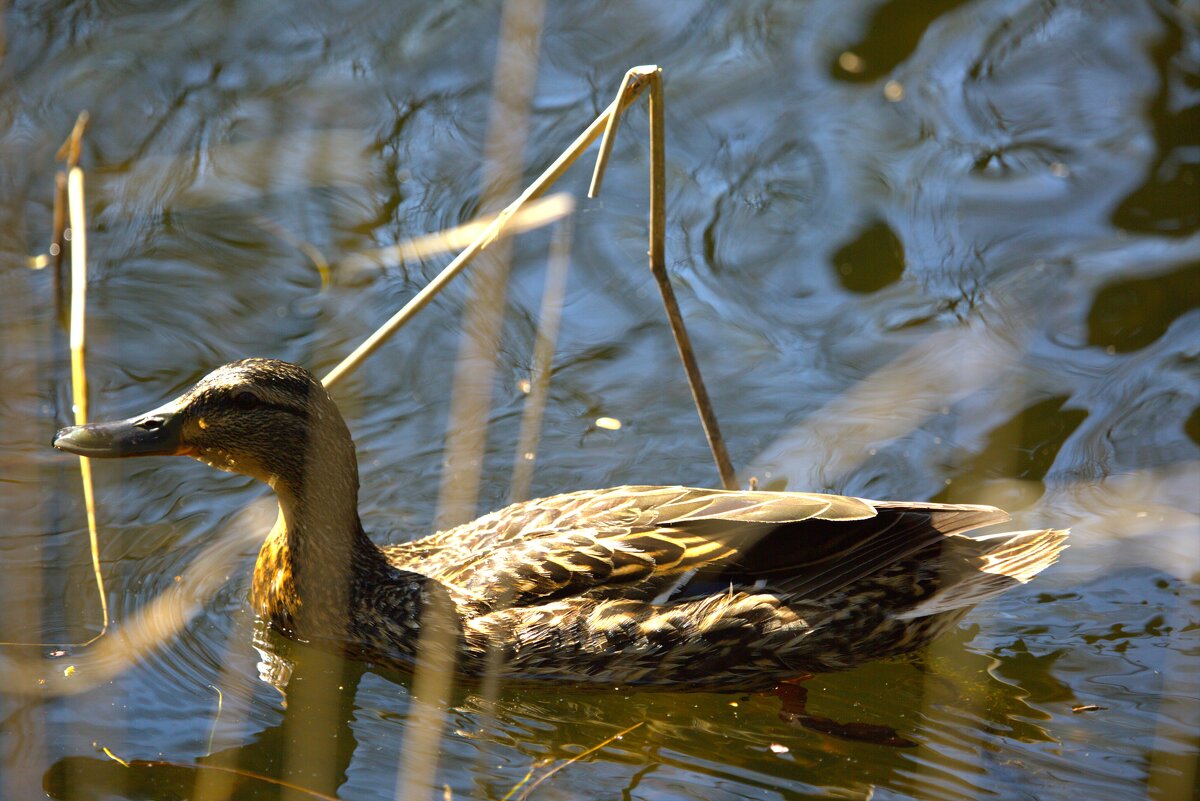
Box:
left=53, top=358, right=1067, bottom=691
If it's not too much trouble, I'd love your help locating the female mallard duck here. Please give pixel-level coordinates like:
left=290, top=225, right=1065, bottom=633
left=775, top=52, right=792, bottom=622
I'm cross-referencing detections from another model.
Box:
left=54, top=358, right=1066, bottom=690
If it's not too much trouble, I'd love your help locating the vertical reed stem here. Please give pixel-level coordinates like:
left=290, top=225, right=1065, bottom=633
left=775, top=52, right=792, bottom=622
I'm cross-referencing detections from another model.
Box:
left=643, top=69, right=738, bottom=490
left=67, top=166, right=109, bottom=638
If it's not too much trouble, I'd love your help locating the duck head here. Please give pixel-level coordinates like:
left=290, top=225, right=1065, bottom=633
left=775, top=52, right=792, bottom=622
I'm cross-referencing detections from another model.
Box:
left=53, top=358, right=354, bottom=493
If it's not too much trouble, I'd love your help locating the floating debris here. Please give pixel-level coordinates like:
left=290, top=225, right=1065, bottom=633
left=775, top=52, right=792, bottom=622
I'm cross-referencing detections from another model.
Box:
left=1072, top=704, right=1107, bottom=713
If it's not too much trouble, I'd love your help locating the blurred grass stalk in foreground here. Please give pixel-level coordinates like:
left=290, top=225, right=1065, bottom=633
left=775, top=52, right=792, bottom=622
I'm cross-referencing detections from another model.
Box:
left=404, top=1, right=547, bottom=798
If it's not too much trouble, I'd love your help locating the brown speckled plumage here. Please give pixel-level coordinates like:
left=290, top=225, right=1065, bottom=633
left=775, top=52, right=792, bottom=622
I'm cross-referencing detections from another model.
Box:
left=54, top=359, right=1068, bottom=690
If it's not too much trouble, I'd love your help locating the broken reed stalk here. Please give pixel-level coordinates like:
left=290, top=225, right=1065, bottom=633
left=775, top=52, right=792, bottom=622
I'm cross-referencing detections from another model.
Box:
left=509, top=219, right=572, bottom=503
left=67, top=165, right=110, bottom=644
left=590, top=66, right=737, bottom=490
left=319, top=79, right=647, bottom=389
left=325, top=65, right=735, bottom=490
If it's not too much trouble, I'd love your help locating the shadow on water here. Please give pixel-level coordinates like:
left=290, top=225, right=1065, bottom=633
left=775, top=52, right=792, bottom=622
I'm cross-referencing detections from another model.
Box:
left=1110, top=6, right=1200, bottom=238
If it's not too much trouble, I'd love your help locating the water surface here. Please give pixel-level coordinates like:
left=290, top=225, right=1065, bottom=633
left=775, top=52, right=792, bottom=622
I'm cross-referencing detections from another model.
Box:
left=1, top=1, right=1197, bottom=800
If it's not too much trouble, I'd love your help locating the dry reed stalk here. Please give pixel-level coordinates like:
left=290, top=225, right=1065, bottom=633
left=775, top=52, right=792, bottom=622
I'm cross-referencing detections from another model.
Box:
left=590, top=66, right=738, bottom=490
left=66, top=165, right=110, bottom=644
left=469, top=218, right=572, bottom=724
left=51, top=112, right=88, bottom=320
left=396, top=3, right=548, bottom=799
left=2, top=119, right=110, bottom=650
left=30, top=137, right=366, bottom=771
left=319, top=78, right=647, bottom=390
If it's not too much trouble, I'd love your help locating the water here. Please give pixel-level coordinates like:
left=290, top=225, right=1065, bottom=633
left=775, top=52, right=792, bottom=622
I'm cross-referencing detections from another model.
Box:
left=2, top=1, right=1198, bottom=799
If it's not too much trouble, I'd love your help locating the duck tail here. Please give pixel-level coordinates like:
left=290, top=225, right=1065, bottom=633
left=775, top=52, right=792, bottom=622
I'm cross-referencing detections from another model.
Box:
left=974, top=527, right=1071, bottom=583
left=893, top=528, right=1069, bottom=620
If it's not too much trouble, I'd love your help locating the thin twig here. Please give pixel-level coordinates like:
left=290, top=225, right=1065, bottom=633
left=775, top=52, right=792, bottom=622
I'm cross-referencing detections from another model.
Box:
left=392, top=586, right=460, bottom=801
left=646, top=69, right=737, bottom=489
left=506, top=721, right=644, bottom=801
left=101, top=747, right=130, bottom=767
left=434, top=0, right=547, bottom=529
left=509, top=219, right=572, bottom=503
left=205, top=685, right=224, bottom=757
left=100, top=752, right=341, bottom=801
left=499, top=761, right=545, bottom=801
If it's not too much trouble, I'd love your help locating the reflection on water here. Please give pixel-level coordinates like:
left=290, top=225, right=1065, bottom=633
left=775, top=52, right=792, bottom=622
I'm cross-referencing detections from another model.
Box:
left=2, top=0, right=1198, bottom=800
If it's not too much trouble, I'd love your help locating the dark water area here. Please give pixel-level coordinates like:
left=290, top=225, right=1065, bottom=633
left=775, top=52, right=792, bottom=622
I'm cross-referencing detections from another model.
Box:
left=2, top=1, right=1198, bottom=799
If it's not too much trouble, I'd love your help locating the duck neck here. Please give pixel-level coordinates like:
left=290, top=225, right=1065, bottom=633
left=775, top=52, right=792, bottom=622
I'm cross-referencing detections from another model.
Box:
left=274, top=458, right=373, bottom=560
left=252, top=439, right=384, bottom=639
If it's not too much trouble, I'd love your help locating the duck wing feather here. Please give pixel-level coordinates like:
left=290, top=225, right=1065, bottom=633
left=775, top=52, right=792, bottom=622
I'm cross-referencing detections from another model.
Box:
left=387, top=486, right=1010, bottom=609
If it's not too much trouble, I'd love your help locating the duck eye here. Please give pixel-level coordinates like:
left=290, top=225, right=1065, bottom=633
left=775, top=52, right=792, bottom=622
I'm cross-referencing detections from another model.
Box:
left=233, top=391, right=260, bottom=410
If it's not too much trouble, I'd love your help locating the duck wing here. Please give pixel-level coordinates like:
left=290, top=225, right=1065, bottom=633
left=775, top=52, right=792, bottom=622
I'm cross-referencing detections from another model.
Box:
left=381, top=485, right=863, bottom=574
left=401, top=486, right=1009, bottom=608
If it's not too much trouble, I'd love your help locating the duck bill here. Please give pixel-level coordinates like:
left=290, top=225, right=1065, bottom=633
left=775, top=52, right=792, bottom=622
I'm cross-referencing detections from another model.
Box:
left=53, top=407, right=190, bottom=458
